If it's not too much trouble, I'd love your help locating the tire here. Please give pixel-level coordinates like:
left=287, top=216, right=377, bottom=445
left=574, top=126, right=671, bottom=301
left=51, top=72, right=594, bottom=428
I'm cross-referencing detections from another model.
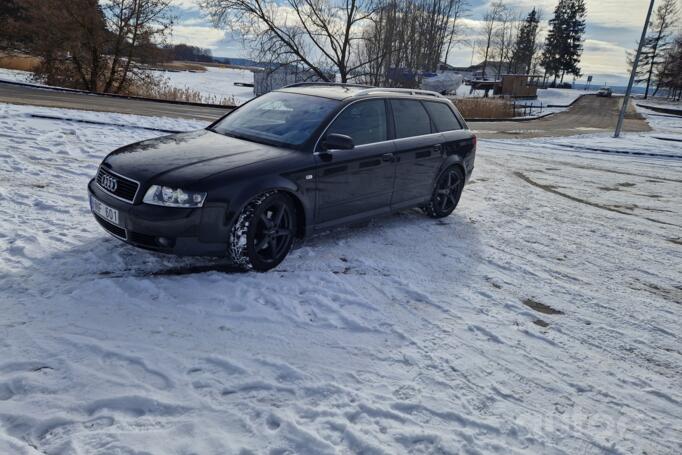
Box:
left=228, top=192, right=297, bottom=272
left=423, top=166, right=465, bottom=218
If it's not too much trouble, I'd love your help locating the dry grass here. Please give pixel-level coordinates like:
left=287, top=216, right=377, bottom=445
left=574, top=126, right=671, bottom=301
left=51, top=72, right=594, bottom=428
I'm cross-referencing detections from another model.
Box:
left=451, top=98, right=515, bottom=119
left=127, top=78, right=237, bottom=106
left=155, top=61, right=208, bottom=72
left=0, top=54, right=41, bottom=72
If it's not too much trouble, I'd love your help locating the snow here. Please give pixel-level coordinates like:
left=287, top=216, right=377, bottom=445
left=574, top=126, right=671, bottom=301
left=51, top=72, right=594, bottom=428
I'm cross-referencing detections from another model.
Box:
left=152, top=66, right=256, bottom=105
left=1, top=102, right=681, bottom=454
left=534, top=88, right=591, bottom=106
left=454, top=85, right=595, bottom=117
left=514, top=89, right=597, bottom=116
left=0, top=68, right=33, bottom=84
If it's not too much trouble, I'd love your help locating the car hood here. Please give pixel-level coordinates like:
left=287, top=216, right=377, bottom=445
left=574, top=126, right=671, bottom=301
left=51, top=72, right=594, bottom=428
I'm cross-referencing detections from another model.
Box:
left=103, top=129, right=295, bottom=185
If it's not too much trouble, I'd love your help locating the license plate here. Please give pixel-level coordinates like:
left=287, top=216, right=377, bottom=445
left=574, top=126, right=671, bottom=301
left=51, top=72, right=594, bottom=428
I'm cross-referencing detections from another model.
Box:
left=90, top=195, right=120, bottom=226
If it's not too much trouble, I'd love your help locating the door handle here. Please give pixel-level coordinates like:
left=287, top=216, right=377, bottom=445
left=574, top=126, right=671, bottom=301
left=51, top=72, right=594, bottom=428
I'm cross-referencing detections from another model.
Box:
left=382, top=152, right=396, bottom=162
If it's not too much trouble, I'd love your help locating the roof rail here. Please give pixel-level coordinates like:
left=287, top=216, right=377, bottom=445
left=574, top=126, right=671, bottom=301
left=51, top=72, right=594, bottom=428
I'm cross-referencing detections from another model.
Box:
left=283, top=82, right=373, bottom=89
left=353, top=87, right=445, bottom=98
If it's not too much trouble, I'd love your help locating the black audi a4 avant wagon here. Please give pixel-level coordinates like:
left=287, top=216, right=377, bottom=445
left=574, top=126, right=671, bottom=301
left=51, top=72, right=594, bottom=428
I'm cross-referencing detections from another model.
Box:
left=88, top=83, right=476, bottom=271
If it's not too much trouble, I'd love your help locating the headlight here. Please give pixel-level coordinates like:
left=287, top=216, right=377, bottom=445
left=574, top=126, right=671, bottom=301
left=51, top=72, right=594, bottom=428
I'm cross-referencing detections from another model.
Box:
left=143, top=185, right=206, bottom=208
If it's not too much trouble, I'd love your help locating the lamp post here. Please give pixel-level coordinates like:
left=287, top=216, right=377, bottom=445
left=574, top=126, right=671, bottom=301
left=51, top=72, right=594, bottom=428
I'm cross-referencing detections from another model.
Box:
left=614, top=0, right=655, bottom=138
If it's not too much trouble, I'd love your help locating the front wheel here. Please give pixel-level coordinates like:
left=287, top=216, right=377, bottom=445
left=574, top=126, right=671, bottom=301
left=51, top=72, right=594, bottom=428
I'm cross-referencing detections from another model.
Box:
left=229, top=192, right=297, bottom=271
left=423, top=166, right=465, bottom=218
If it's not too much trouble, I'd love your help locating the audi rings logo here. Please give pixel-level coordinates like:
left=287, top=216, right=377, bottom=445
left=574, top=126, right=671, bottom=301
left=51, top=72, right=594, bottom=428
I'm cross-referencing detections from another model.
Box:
left=100, top=173, right=118, bottom=192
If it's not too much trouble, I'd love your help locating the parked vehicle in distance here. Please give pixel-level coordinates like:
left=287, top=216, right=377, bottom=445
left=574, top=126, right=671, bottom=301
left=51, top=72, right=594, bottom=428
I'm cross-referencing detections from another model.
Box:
left=88, top=83, right=476, bottom=271
left=596, top=87, right=613, bottom=97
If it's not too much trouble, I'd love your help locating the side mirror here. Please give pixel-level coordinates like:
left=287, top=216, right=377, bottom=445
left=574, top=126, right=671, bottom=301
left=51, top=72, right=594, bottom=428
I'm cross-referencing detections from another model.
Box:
left=321, top=133, right=354, bottom=151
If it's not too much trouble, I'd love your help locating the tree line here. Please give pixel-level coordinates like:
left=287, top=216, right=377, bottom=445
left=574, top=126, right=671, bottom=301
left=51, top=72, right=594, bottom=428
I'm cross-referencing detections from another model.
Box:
left=201, top=0, right=588, bottom=87
left=1, top=0, right=174, bottom=93
left=5, top=0, right=679, bottom=99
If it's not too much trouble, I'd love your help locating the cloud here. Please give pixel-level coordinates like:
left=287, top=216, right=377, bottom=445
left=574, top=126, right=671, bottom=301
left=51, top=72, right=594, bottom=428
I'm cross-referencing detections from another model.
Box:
left=171, top=0, right=201, bottom=11
left=474, top=0, right=650, bottom=29
left=581, top=39, right=630, bottom=75
left=170, top=25, right=226, bottom=49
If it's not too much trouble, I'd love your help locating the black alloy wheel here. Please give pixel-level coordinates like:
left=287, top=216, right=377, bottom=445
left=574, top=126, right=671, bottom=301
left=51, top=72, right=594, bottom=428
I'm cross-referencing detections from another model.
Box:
left=424, top=166, right=465, bottom=218
left=229, top=192, right=297, bottom=271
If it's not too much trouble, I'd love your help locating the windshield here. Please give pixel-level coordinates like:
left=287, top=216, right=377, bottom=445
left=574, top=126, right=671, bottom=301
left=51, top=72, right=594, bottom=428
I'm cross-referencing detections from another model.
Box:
left=210, top=92, right=341, bottom=147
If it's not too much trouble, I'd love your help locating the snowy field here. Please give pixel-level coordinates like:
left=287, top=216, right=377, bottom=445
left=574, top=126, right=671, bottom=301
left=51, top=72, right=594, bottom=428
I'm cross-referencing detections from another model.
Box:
left=1, top=102, right=681, bottom=454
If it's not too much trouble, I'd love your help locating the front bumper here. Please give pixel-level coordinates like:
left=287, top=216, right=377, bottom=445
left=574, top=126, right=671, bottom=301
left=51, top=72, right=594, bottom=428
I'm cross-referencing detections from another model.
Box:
left=88, top=179, right=231, bottom=256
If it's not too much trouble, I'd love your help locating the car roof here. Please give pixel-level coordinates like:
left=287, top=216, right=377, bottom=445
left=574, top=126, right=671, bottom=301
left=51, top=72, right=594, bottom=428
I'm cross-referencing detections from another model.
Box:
left=277, top=85, right=368, bottom=100
left=276, top=84, right=447, bottom=102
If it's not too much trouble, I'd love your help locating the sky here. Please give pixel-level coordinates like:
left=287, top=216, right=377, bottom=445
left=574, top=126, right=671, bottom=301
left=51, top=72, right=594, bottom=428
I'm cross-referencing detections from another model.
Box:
left=168, top=0, right=667, bottom=86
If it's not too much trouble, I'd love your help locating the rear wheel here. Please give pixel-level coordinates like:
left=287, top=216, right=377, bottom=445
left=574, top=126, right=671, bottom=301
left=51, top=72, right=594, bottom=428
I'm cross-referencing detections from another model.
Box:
left=229, top=192, right=297, bottom=271
left=423, top=166, right=464, bottom=218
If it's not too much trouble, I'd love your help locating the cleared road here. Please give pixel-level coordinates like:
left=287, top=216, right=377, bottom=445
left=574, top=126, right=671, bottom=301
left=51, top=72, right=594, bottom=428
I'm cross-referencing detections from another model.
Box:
left=0, top=81, right=231, bottom=121
left=472, top=95, right=650, bottom=139
left=0, top=82, right=650, bottom=138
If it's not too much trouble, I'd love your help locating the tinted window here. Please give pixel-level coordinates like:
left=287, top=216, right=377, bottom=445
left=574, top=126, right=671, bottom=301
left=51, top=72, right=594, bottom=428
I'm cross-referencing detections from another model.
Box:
left=326, top=100, right=387, bottom=146
left=424, top=101, right=461, bottom=132
left=211, top=92, right=340, bottom=147
left=392, top=99, right=432, bottom=139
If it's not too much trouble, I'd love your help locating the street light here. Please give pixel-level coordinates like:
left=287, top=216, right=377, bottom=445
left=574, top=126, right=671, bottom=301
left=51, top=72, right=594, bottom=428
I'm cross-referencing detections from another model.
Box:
left=614, top=0, right=656, bottom=138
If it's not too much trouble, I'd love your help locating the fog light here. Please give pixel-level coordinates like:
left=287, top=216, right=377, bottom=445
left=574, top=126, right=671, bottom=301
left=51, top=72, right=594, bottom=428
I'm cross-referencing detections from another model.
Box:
left=157, top=237, right=171, bottom=247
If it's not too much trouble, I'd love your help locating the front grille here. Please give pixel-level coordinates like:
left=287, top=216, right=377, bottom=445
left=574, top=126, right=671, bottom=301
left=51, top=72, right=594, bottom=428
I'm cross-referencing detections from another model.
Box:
left=94, top=214, right=127, bottom=239
left=128, top=231, right=158, bottom=247
left=96, top=167, right=139, bottom=203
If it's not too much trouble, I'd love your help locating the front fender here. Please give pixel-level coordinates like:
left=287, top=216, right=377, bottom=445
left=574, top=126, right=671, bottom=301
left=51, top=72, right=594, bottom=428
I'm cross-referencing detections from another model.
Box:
left=226, top=174, right=314, bottom=236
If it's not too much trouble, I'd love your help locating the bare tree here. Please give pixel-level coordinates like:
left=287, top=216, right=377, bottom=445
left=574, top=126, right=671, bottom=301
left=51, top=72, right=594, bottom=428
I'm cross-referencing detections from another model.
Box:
left=102, top=0, right=173, bottom=93
left=442, top=0, right=468, bottom=66
left=0, top=0, right=27, bottom=50
left=18, top=0, right=110, bottom=90
left=656, top=34, right=682, bottom=100
left=478, top=0, right=505, bottom=79
left=358, top=0, right=465, bottom=87
left=202, top=0, right=377, bottom=83
left=490, top=4, right=518, bottom=77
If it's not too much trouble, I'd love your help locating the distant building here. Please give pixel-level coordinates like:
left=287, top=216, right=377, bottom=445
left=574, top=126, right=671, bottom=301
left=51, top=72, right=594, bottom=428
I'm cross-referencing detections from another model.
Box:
left=440, top=61, right=515, bottom=81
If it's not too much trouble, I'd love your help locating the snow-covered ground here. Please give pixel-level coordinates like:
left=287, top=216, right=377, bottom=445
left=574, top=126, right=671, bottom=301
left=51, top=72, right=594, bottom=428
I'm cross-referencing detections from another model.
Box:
left=151, top=66, right=255, bottom=105
left=1, top=102, right=681, bottom=454
left=0, top=68, right=33, bottom=84
left=454, top=85, right=594, bottom=116
left=515, top=88, right=596, bottom=116
left=534, top=88, right=591, bottom=106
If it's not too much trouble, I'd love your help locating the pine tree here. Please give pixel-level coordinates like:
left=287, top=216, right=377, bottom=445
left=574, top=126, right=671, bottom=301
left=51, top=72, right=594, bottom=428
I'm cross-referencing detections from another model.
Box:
left=627, top=0, right=679, bottom=99
left=510, top=8, right=540, bottom=74
left=563, top=0, right=586, bottom=81
left=541, top=0, right=586, bottom=85
left=541, top=1, right=565, bottom=85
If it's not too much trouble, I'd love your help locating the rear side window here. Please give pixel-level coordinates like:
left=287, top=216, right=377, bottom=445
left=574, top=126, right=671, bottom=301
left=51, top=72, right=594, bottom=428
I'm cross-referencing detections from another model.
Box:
left=391, top=99, right=432, bottom=139
left=326, top=100, right=387, bottom=146
left=424, top=101, right=462, bottom=132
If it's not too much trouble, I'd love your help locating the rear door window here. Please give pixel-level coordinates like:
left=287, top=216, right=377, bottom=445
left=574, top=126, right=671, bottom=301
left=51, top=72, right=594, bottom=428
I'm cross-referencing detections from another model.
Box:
left=424, top=101, right=462, bottom=132
left=391, top=99, right=433, bottom=139
left=325, top=100, right=388, bottom=146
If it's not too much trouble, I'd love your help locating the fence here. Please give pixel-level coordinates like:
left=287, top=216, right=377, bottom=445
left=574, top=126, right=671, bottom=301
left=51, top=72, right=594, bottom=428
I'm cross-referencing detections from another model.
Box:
left=512, top=101, right=544, bottom=117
